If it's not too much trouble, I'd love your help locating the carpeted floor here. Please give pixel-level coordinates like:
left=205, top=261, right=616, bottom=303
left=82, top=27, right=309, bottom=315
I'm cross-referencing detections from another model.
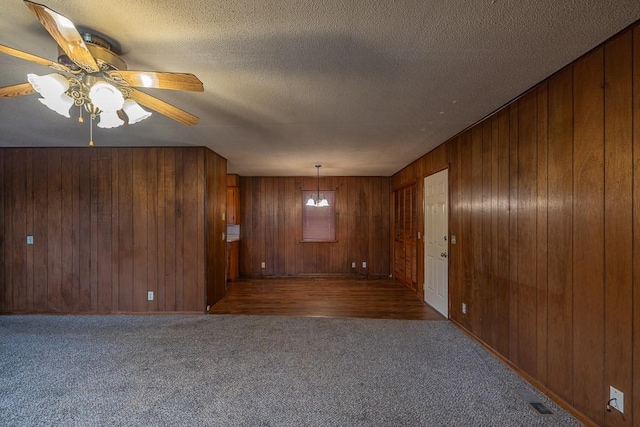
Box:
left=0, top=315, right=581, bottom=426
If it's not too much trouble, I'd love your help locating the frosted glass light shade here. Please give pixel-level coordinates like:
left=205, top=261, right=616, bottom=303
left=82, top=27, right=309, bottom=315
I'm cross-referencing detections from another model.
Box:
left=89, top=82, right=124, bottom=112
left=38, top=93, right=74, bottom=118
left=122, top=99, right=152, bottom=124
left=27, top=73, right=69, bottom=98
left=97, top=110, right=124, bottom=129
left=318, top=197, right=330, bottom=207
left=306, top=197, right=316, bottom=207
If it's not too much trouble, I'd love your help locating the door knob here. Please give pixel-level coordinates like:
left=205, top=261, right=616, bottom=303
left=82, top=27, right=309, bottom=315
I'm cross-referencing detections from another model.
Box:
left=441, top=252, right=448, bottom=258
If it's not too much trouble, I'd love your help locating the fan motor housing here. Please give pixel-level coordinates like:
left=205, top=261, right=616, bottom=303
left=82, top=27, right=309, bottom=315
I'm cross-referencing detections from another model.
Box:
left=57, top=33, right=127, bottom=72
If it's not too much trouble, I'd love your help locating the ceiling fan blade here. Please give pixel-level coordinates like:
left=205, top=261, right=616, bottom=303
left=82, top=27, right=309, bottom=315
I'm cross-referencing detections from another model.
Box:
left=106, top=71, right=204, bottom=92
left=128, top=89, right=199, bottom=126
left=24, top=0, right=99, bottom=73
left=0, top=44, right=69, bottom=72
left=0, top=82, right=37, bottom=98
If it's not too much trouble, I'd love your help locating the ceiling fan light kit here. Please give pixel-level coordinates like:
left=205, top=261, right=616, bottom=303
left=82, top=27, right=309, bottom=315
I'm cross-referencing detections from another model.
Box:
left=0, top=0, right=204, bottom=145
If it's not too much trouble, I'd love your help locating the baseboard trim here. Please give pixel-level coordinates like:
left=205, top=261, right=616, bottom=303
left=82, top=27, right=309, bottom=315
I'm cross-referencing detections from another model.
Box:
left=450, top=319, right=596, bottom=427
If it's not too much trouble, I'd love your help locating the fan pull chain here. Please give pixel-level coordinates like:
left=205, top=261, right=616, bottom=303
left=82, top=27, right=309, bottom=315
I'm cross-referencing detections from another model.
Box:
left=78, top=106, right=84, bottom=123
left=89, top=114, right=95, bottom=147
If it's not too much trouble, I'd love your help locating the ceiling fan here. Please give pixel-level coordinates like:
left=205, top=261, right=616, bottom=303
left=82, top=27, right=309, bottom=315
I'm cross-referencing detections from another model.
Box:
left=0, top=0, right=203, bottom=143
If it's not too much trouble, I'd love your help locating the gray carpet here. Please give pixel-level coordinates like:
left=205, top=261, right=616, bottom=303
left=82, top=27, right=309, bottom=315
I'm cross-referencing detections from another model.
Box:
left=0, top=315, right=581, bottom=426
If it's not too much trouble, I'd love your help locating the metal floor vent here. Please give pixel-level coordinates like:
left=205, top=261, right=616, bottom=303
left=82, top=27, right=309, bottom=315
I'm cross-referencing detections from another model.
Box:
left=516, top=389, right=555, bottom=416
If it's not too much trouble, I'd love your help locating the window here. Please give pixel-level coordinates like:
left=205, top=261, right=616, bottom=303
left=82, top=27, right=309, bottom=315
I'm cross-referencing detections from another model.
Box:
left=302, top=190, right=336, bottom=242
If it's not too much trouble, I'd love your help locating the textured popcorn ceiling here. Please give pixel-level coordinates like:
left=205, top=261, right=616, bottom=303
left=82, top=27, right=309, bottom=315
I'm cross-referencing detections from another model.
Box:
left=1, top=0, right=640, bottom=176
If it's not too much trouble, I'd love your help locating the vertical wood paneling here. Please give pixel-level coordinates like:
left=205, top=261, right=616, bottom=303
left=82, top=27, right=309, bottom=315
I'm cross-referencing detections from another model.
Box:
left=572, top=47, right=605, bottom=424
left=482, top=119, right=495, bottom=347
left=603, top=32, right=633, bottom=427
left=633, top=24, right=640, bottom=427
left=508, top=103, right=519, bottom=364
left=459, top=131, right=473, bottom=331
left=25, top=150, right=33, bottom=311
left=132, top=149, right=148, bottom=312
left=546, top=67, right=574, bottom=402
left=96, top=149, right=112, bottom=313
left=496, top=109, right=510, bottom=357
left=470, top=126, right=483, bottom=335
left=146, top=148, right=158, bottom=312
left=535, top=84, right=549, bottom=387
left=516, top=90, right=538, bottom=377
left=163, top=148, right=177, bottom=311
left=117, top=148, right=134, bottom=312
left=0, top=150, right=4, bottom=312
left=12, top=150, right=27, bottom=311
left=0, top=147, right=224, bottom=314
left=110, top=149, right=119, bottom=312
left=240, top=176, right=390, bottom=277
left=78, top=150, right=91, bottom=311
left=32, top=150, right=48, bottom=311
left=174, top=149, right=185, bottom=309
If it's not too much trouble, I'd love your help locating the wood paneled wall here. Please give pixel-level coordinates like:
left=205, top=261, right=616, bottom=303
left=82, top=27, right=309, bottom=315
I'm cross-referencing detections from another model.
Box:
left=239, top=176, right=390, bottom=277
left=0, top=146, right=227, bottom=313
left=392, top=24, right=640, bottom=426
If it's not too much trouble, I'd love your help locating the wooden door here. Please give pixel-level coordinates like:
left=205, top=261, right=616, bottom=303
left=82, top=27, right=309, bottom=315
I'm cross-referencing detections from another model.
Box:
left=393, top=184, right=417, bottom=291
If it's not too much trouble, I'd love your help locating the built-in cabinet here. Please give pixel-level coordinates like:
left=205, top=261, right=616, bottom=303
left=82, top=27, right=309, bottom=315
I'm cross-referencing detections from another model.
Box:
left=393, top=184, right=417, bottom=292
left=227, top=174, right=240, bottom=225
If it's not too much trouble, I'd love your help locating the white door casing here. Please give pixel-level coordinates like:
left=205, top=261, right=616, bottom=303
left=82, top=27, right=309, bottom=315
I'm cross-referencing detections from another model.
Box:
left=424, top=169, right=448, bottom=317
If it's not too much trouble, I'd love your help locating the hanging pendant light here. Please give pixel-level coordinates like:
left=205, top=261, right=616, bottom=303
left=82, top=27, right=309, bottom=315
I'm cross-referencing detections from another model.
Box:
left=307, top=165, right=329, bottom=207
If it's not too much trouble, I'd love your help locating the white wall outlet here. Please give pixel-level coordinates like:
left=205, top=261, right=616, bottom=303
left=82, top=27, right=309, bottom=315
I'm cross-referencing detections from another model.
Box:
left=610, top=386, right=624, bottom=413
left=147, top=291, right=154, bottom=301
left=362, top=261, right=367, bottom=268
left=26, top=235, right=34, bottom=245
left=461, top=303, right=467, bottom=314
left=261, top=262, right=266, bottom=269
left=351, top=262, right=356, bottom=268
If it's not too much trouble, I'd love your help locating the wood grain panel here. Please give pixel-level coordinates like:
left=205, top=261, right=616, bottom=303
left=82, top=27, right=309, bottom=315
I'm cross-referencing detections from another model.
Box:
left=633, top=24, right=640, bottom=427
left=516, top=90, right=538, bottom=377
left=459, top=131, right=473, bottom=331
left=117, top=148, right=134, bottom=312
left=572, top=47, right=605, bottom=425
left=0, top=147, right=224, bottom=314
left=0, top=150, right=5, bottom=312
left=470, top=125, right=483, bottom=336
left=481, top=119, right=494, bottom=346
left=240, top=176, right=390, bottom=277
left=535, top=83, right=549, bottom=387
left=495, top=109, right=510, bottom=358
left=603, top=31, right=633, bottom=427
left=546, top=67, right=574, bottom=402
left=390, top=22, right=640, bottom=426
left=508, top=103, right=519, bottom=364
left=33, top=150, right=49, bottom=311
left=146, top=148, right=158, bottom=312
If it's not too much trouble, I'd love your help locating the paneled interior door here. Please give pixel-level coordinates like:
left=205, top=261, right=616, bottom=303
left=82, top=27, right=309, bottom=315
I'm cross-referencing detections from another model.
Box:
left=394, top=184, right=417, bottom=291
left=423, top=169, right=448, bottom=317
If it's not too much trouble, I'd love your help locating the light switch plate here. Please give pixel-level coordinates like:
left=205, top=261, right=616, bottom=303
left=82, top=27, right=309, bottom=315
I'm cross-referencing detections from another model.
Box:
left=147, top=291, right=154, bottom=301
left=26, top=235, right=34, bottom=245
left=610, top=386, right=624, bottom=413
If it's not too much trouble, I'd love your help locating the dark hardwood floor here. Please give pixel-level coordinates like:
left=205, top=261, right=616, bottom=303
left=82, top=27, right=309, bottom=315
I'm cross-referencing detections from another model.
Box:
left=209, top=277, right=445, bottom=320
